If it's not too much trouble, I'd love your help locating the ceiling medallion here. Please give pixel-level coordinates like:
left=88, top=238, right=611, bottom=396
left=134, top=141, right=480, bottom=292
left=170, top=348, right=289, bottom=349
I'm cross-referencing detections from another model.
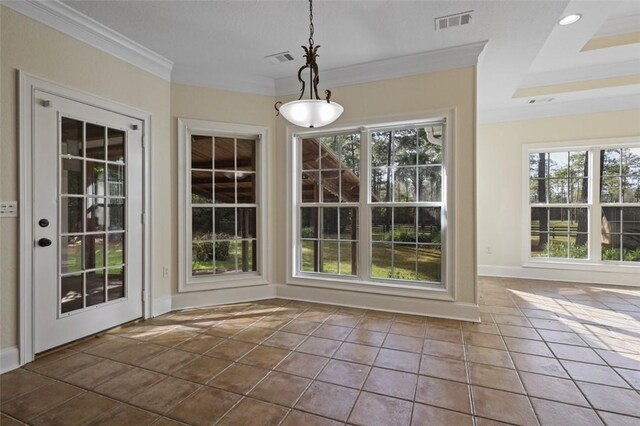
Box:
left=274, top=0, right=343, bottom=128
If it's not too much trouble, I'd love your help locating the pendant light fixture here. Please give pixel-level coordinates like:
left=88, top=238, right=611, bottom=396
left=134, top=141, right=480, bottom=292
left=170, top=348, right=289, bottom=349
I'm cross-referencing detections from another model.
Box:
left=275, top=0, right=343, bottom=128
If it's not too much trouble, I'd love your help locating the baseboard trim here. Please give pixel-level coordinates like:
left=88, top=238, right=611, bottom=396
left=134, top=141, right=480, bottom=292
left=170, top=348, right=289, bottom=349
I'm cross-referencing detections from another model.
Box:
left=1, top=346, right=20, bottom=374
left=275, top=284, right=480, bottom=322
left=171, top=284, right=277, bottom=311
left=151, top=296, right=172, bottom=317
left=478, top=265, right=640, bottom=287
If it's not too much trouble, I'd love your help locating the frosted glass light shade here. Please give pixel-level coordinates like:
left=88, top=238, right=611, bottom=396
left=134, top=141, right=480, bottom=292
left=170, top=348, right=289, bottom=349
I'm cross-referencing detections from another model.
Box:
left=279, top=99, right=344, bottom=128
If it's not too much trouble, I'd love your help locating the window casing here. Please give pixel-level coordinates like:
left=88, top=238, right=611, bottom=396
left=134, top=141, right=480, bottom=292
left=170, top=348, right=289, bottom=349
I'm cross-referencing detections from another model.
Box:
left=294, top=120, right=447, bottom=289
left=178, top=119, right=268, bottom=292
left=525, top=143, right=640, bottom=265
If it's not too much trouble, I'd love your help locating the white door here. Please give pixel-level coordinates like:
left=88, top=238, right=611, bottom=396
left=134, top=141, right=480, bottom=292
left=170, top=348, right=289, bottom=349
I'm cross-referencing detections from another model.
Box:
left=33, top=90, right=144, bottom=353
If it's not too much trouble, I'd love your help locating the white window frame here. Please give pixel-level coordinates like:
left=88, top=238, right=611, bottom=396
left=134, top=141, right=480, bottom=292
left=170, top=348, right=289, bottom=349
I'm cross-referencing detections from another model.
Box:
left=178, top=118, right=269, bottom=292
left=522, top=137, right=640, bottom=273
left=286, top=110, right=456, bottom=301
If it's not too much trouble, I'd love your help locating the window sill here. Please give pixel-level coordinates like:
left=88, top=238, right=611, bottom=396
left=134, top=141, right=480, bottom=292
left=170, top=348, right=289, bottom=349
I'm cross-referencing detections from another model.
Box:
left=180, top=273, right=269, bottom=293
left=523, top=260, right=640, bottom=274
left=287, top=274, right=452, bottom=301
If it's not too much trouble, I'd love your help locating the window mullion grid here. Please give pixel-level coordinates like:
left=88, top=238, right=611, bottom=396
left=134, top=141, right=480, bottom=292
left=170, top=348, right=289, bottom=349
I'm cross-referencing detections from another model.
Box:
left=360, top=128, right=371, bottom=283
left=590, top=147, right=601, bottom=262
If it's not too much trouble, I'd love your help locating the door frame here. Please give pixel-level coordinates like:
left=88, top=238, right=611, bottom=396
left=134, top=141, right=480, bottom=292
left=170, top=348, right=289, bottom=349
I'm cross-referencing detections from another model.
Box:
left=18, top=71, right=153, bottom=365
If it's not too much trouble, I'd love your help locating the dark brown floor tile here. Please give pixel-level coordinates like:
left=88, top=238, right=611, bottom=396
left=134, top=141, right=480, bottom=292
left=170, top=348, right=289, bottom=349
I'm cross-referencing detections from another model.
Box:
left=281, top=319, right=321, bottom=335
left=348, top=392, right=412, bottom=426
left=562, top=360, right=630, bottom=387
left=419, top=354, right=468, bottom=383
left=412, top=403, right=473, bottom=426
left=463, top=332, right=506, bottom=350
left=468, top=363, right=524, bottom=393
left=356, top=317, right=392, bottom=332
left=503, top=337, right=553, bottom=357
left=205, top=340, right=256, bottom=361
left=262, top=331, right=307, bottom=349
left=275, top=352, right=329, bottom=378
left=520, top=371, right=589, bottom=406
left=281, top=410, right=343, bottom=426
left=109, top=342, right=168, bottom=366
left=34, top=353, right=102, bottom=379
left=230, top=327, right=275, bottom=344
left=249, top=371, right=311, bottom=406
left=295, top=381, right=359, bottom=421
left=218, top=397, right=288, bottom=426
left=422, top=339, right=464, bottom=360
left=0, top=369, right=53, bottom=403
left=0, top=413, right=24, bottom=426
left=296, top=337, right=342, bottom=357
left=63, top=359, right=131, bottom=389
left=166, top=387, right=240, bottom=426
left=141, top=349, right=199, bottom=374
left=374, top=348, right=420, bottom=373
left=149, top=330, right=199, bottom=347
left=334, top=342, right=379, bottom=365
left=511, top=352, right=569, bottom=378
left=317, top=359, right=370, bottom=388
left=209, top=363, right=269, bottom=394
left=172, top=355, right=232, bottom=384
left=94, top=367, right=165, bottom=401
left=531, top=398, right=604, bottom=426
left=175, top=334, right=224, bottom=354
left=31, top=392, right=118, bottom=426
left=312, top=324, right=352, bottom=341
left=425, top=326, right=463, bottom=343
left=577, top=382, right=640, bottom=417
left=128, top=377, right=199, bottom=414
left=363, top=367, right=417, bottom=400
left=471, top=386, right=537, bottom=425
left=86, top=404, right=158, bottom=426
left=383, top=334, right=423, bottom=353
left=389, top=322, right=426, bottom=338
left=498, top=325, right=542, bottom=340
left=415, top=376, right=471, bottom=414
left=0, top=381, right=82, bottom=422
left=346, top=328, right=386, bottom=346
left=239, top=346, right=289, bottom=369
left=466, top=346, right=514, bottom=369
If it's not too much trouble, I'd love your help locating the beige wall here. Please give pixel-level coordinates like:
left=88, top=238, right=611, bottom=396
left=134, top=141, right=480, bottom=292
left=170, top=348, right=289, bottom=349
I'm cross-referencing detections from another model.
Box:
left=0, top=7, right=172, bottom=350
left=477, top=110, right=640, bottom=270
left=274, top=67, right=478, bottom=304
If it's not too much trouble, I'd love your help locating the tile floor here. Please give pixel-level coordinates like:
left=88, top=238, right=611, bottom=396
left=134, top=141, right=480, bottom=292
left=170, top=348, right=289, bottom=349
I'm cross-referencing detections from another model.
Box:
left=2, top=277, right=640, bottom=425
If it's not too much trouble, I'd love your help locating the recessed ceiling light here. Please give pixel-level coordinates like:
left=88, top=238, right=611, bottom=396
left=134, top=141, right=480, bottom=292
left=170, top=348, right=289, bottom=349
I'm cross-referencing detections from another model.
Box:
left=559, top=14, right=581, bottom=26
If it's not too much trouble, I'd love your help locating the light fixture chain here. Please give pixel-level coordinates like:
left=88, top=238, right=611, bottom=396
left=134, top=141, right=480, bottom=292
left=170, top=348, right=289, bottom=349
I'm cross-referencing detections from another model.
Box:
left=308, top=0, right=314, bottom=46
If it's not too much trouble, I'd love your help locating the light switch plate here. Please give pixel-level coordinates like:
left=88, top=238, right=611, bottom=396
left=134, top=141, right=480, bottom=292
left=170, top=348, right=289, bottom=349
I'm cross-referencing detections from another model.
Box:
left=0, top=201, right=18, bottom=218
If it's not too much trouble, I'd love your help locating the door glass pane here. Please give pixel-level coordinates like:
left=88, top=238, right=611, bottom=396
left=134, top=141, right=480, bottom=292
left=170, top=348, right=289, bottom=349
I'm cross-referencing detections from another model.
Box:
left=61, top=197, right=83, bottom=234
left=107, top=266, right=125, bottom=300
left=108, top=199, right=125, bottom=231
left=86, top=161, right=106, bottom=196
left=61, top=117, right=83, bottom=157
left=61, top=236, right=83, bottom=274
left=85, top=123, right=105, bottom=160
left=61, top=158, right=83, bottom=195
left=107, top=128, right=125, bottom=162
left=86, top=270, right=106, bottom=307
left=86, top=198, right=105, bottom=232
left=108, top=164, right=125, bottom=197
left=85, top=234, right=105, bottom=270
left=61, top=275, right=83, bottom=313
left=108, top=233, right=125, bottom=266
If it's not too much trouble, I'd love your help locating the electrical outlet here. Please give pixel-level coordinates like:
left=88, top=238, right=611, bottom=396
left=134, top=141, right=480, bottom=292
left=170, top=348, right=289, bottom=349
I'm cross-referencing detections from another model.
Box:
left=0, top=201, right=18, bottom=218
left=163, top=266, right=169, bottom=277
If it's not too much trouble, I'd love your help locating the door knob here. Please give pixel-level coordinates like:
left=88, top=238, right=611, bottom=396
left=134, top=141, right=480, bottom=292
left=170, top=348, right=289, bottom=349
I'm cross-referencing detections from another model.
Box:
left=38, top=238, right=52, bottom=247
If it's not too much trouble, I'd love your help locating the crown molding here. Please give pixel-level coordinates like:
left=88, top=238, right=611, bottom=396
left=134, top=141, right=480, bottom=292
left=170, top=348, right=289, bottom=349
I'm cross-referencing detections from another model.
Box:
left=520, top=60, right=640, bottom=89
left=596, top=13, right=640, bottom=38
left=1, top=0, right=173, bottom=81
left=479, top=92, right=640, bottom=123
left=171, top=64, right=276, bottom=97
left=274, top=41, right=487, bottom=97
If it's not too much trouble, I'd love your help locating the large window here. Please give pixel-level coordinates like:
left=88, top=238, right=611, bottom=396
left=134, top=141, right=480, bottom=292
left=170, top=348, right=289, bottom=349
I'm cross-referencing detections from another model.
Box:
left=178, top=119, right=267, bottom=292
left=527, top=144, right=640, bottom=264
left=297, top=121, right=446, bottom=286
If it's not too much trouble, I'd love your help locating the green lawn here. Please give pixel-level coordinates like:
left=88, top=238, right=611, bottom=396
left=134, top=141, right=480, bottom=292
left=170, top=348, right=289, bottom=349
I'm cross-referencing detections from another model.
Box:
left=62, top=236, right=124, bottom=273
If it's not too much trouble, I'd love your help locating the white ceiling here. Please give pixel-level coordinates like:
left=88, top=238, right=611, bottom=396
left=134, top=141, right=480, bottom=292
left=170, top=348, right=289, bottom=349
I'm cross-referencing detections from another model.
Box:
left=54, top=0, right=640, bottom=121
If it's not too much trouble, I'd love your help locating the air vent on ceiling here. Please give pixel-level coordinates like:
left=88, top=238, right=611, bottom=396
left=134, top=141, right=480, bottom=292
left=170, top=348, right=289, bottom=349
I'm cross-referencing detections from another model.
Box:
left=528, top=97, right=555, bottom=104
left=435, top=11, right=473, bottom=30
left=265, top=51, right=295, bottom=64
